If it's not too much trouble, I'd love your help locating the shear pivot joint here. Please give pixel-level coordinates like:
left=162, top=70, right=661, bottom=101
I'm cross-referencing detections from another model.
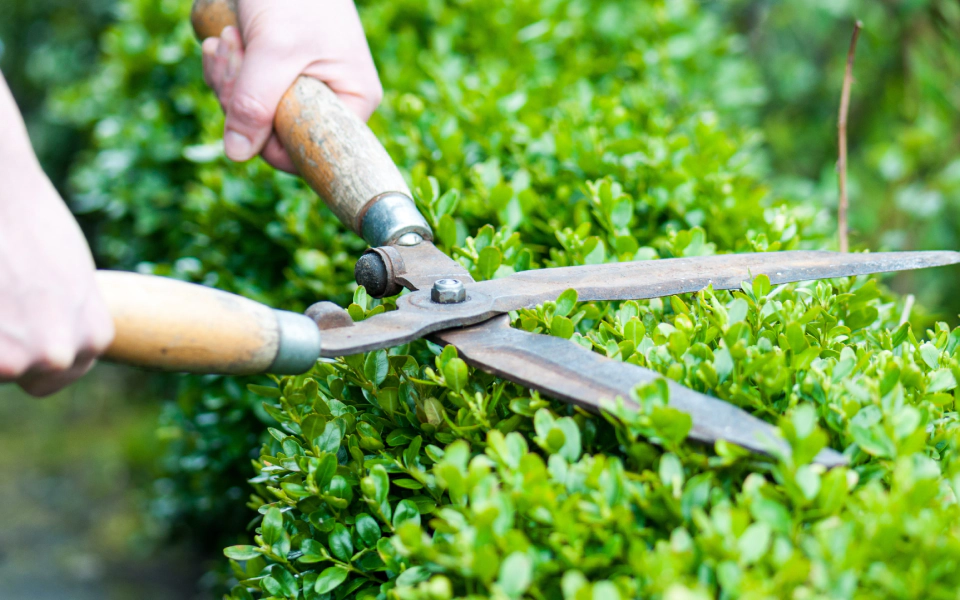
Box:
left=431, top=279, right=466, bottom=304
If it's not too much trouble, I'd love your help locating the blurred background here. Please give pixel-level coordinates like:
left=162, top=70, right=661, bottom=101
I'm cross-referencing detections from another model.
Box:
left=1, top=0, right=958, bottom=597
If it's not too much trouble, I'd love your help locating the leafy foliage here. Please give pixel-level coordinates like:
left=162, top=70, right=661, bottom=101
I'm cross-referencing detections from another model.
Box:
left=226, top=276, right=960, bottom=599
left=39, top=0, right=960, bottom=597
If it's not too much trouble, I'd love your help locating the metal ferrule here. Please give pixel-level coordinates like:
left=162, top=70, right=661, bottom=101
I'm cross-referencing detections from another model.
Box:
left=268, top=310, right=323, bottom=374
left=360, top=192, right=433, bottom=247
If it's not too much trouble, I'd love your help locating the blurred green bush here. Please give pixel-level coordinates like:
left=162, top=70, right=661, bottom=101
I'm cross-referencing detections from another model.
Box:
left=5, top=0, right=960, bottom=597
left=723, top=0, right=960, bottom=310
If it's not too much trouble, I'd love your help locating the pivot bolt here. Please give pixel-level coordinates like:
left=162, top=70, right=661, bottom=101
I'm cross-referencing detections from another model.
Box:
left=431, top=279, right=466, bottom=304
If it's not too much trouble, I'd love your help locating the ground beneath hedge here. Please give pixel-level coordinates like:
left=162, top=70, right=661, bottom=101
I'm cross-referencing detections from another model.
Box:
left=0, top=366, right=204, bottom=599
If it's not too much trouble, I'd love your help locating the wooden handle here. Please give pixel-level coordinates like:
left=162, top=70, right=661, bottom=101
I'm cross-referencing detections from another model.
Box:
left=191, top=0, right=431, bottom=246
left=190, top=0, right=238, bottom=40
left=97, top=271, right=321, bottom=375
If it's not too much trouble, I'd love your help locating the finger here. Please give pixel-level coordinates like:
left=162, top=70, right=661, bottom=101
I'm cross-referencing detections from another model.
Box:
left=201, top=37, right=220, bottom=88
left=210, top=31, right=234, bottom=105
left=216, top=29, right=244, bottom=113
left=222, top=34, right=308, bottom=162
left=261, top=135, right=297, bottom=173
left=79, top=287, right=116, bottom=357
left=17, top=354, right=96, bottom=398
left=0, top=340, right=30, bottom=381
left=301, top=60, right=384, bottom=122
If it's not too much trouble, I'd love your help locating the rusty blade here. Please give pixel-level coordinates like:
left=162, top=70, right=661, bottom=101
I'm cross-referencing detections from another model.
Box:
left=321, top=250, right=960, bottom=356
left=476, top=250, right=960, bottom=308
left=433, top=316, right=847, bottom=468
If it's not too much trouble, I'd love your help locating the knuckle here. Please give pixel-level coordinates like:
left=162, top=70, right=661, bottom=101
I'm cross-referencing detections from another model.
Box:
left=229, top=93, right=274, bottom=127
left=33, top=343, right=77, bottom=372
left=87, top=323, right=116, bottom=355
left=0, top=354, right=30, bottom=380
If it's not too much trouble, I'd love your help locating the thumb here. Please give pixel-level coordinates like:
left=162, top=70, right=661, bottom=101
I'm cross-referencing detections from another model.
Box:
left=222, top=34, right=305, bottom=162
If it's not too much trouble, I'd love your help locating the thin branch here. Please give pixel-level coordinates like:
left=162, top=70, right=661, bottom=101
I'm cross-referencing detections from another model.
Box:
left=837, top=20, right=863, bottom=253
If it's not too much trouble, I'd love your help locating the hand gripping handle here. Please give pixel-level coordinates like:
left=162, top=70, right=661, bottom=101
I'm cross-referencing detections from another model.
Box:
left=191, top=0, right=431, bottom=247
left=98, top=271, right=321, bottom=375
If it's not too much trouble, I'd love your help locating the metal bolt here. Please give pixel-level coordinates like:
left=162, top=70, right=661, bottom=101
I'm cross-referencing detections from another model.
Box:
left=395, top=232, right=423, bottom=246
left=431, top=279, right=466, bottom=304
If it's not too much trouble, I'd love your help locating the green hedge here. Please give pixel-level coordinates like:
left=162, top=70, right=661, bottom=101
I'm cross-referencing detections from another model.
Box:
left=46, top=0, right=960, bottom=597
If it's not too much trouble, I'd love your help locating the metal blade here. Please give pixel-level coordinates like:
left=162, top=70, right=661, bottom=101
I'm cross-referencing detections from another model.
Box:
left=321, top=250, right=960, bottom=356
left=433, top=316, right=847, bottom=468
left=478, top=250, right=960, bottom=308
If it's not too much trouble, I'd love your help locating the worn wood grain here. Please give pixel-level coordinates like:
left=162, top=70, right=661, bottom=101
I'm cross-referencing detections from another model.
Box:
left=276, top=77, right=412, bottom=233
left=190, top=0, right=238, bottom=39
left=97, top=271, right=279, bottom=374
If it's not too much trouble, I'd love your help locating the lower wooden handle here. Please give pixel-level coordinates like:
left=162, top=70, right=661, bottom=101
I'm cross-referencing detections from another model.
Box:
left=97, top=271, right=321, bottom=375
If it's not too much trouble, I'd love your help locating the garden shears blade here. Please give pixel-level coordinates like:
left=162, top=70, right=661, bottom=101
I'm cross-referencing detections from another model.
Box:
left=324, top=247, right=960, bottom=356
left=99, top=4, right=960, bottom=469
left=432, top=315, right=845, bottom=467
left=308, top=242, right=960, bottom=468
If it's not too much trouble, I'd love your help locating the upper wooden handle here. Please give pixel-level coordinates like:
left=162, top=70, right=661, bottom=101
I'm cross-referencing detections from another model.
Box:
left=190, top=0, right=238, bottom=41
left=97, top=271, right=321, bottom=375
left=191, top=0, right=431, bottom=246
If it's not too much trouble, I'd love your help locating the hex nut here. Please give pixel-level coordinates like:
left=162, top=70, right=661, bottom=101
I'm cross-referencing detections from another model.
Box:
left=431, top=279, right=466, bottom=304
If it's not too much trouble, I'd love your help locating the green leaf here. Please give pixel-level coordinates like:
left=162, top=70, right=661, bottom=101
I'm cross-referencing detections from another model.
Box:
left=478, top=246, right=503, bottom=280
left=555, top=289, right=578, bottom=317
left=247, top=384, right=281, bottom=398
left=498, top=552, right=532, bottom=598
left=438, top=214, right=458, bottom=248
left=727, top=298, right=749, bottom=324
left=623, top=318, right=645, bottom=346
left=436, top=188, right=460, bottom=216
left=650, top=407, right=693, bottom=445
left=396, top=566, right=431, bottom=587
left=265, top=566, right=298, bottom=598
left=365, top=464, right=389, bottom=504
left=550, top=315, right=575, bottom=339
left=851, top=423, right=896, bottom=459
left=785, top=323, right=808, bottom=352
left=442, top=357, right=469, bottom=392
left=392, top=499, right=422, bottom=529
left=738, top=522, right=771, bottom=565
left=328, top=523, right=354, bottom=562
left=314, top=420, right=344, bottom=454
left=393, top=478, right=424, bottom=489
left=928, top=368, right=957, bottom=393
left=299, top=539, right=327, bottom=563
left=920, top=342, right=940, bottom=369
left=300, top=414, right=327, bottom=444
left=364, top=350, right=389, bottom=386
left=752, top=274, right=771, bottom=298
left=355, top=513, right=381, bottom=548
left=314, top=566, right=349, bottom=594
left=261, top=507, right=284, bottom=546
left=223, top=545, right=261, bottom=561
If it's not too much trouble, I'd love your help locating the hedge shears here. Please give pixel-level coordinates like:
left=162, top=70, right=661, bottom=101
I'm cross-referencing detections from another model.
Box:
left=91, top=0, right=960, bottom=467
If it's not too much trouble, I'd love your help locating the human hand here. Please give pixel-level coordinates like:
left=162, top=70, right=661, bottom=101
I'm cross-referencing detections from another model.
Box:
left=0, top=74, right=115, bottom=396
left=200, top=0, right=383, bottom=172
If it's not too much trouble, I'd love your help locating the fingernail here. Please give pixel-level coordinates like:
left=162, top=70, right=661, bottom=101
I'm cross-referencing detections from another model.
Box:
left=224, top=130, right=253, bottom=161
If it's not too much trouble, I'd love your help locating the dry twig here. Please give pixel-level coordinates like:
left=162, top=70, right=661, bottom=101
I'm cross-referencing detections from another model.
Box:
left=837, top=21, right=863, bottom=253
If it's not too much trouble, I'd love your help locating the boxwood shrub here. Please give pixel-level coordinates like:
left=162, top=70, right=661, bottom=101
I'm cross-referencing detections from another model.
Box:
left=53, top=0, right=960, bottom=597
